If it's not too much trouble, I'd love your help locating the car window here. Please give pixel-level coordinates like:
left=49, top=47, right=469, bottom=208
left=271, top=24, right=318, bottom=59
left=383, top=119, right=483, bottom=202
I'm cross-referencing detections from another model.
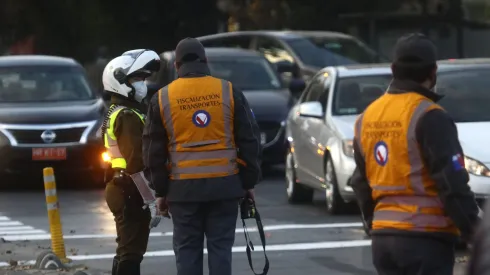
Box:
left=207, top=57, right=281, bottom=90
left=332, top=75, right=391, bottom=115
left=301, top=74, right=328, bottom=105
left=285, top=36, right=384, bottom=68
left=201, top=36, right=252, bottom=49
left=255, top=37, right=295, bottom=65
left=437, top=68, right=490, bottom=122
left=0, top=66, right=94, bottom=102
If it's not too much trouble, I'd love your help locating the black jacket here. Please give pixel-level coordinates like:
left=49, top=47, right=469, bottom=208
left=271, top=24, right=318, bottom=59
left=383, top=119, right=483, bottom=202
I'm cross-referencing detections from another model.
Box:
left=351, top=79, right=480, bottom=242
left=143, top=62, right=262, bottom=202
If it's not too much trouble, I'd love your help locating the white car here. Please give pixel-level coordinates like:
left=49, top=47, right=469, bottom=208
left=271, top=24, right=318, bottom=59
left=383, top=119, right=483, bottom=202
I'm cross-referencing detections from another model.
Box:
left=285, top=58, right=490, bottom=215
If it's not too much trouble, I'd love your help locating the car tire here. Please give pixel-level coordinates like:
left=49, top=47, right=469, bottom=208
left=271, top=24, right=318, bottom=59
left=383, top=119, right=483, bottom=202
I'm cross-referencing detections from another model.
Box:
left=325, top=155, right=348, bottom=215
left=285, top=148, right=313, bottom=203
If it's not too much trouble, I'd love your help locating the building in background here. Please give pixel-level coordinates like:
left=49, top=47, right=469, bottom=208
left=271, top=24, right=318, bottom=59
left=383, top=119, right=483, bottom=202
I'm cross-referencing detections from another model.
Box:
left=339, top=0, right=490, bottom=59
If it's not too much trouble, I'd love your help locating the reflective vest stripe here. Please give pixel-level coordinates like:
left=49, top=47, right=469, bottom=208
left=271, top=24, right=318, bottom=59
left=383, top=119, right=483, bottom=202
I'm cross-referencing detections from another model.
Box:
left=169, top=150, right=237, bottom=162
left=104, top=105, right=145, bottom=169
left=374, top=210, right=448, bottom=228
left=159, top=79, right=237, bottom=179
left=220, top=79, right=234, bottom=148
left=406, top=100, right=433, bottom=195
left=106, top=106, right=126, bottom=159
left=354, top=113, right=365, bottom=158
left=380, top=195, right=443, bottom=208
left=158, top=86, right=176, bottom=152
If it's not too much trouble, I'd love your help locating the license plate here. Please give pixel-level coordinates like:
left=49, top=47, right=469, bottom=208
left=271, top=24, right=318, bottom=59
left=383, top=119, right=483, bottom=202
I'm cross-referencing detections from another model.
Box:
left=32, top=148, right=67, bottom=161
left=260, top=132, right=266, bottom=145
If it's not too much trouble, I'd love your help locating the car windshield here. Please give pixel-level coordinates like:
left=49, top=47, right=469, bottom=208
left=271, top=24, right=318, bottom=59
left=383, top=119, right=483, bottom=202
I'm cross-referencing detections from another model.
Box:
left=332, top=75, right=391, bottom=116
left=0, top=66, right=94, bottom=102
left=332, top=68, right=490, bottom=123
left=437, top=68, right=490, bottom=122
left=285, top=37, right=385, bottom=68
left=207, top=57, right=282, bottom=90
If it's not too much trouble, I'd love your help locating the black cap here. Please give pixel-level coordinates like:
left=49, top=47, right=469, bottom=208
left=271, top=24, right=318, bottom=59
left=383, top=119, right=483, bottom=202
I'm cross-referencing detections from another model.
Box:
left=393, top=33, right=437, bottom=65
left=175, top=38, right=206, bottom=63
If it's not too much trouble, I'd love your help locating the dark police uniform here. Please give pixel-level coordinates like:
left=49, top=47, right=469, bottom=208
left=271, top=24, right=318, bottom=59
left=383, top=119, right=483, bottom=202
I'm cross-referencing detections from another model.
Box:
left=143, top=38, right=262, bottom=275
left=351, top=34, right=480, bottom=275
left=104, top=95, right=151, bottom=275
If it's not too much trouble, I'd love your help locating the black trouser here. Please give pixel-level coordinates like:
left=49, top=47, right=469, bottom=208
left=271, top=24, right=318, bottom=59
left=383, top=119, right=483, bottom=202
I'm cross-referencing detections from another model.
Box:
left=372, top=235, right=455, bottom=275
left=105, top=179, right=151, bottom=272
left=169, top=199, right=239, bottom=275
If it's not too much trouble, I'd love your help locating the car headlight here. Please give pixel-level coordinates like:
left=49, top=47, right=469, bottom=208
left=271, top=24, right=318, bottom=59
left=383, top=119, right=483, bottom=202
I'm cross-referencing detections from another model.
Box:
left=342, top=139, right=354, bottom=158
left=464, top=156, right=490, bottom=177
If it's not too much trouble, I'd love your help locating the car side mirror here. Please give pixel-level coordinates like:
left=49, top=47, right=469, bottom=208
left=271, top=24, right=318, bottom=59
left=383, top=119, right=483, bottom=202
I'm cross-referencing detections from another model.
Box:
left=299, top=102, right=323, bottom=118
left=289, top=79, right=306, bottom=95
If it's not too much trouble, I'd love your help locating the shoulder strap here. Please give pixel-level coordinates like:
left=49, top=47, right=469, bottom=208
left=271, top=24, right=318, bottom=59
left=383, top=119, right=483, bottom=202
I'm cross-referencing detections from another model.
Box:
left=242, top=207, right=270, bottom=275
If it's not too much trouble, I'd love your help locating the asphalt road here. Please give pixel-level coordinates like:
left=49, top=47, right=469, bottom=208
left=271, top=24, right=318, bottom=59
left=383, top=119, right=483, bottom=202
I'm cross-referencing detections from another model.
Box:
left=0, top=167, right=469, bottom=275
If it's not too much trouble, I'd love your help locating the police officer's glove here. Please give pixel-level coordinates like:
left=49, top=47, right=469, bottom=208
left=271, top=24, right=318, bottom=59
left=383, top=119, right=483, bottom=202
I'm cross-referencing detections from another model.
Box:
left=147, top=202, right=162, bottom=229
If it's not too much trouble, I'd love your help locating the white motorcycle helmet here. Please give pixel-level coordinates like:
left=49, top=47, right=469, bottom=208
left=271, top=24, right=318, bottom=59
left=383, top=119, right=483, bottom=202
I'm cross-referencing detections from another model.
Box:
left=102, top=49, right=160, bottom=103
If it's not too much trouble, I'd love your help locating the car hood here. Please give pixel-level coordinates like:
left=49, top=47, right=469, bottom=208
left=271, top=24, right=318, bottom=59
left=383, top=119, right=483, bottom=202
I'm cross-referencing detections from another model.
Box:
left=243, top=89, right=292, bottom=122
left=456, top=122, right=490, bottom=163
left=330, top=115, right=357, bottom=139
left=0, top=99, right=105, bottom=124
left=331, top=116, right=490, bottom=164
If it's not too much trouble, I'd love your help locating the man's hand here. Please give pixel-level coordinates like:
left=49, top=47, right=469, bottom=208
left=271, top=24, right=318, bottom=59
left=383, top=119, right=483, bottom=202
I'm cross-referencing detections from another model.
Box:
left=156, top=197, right=171, bottom=219
left=147, top=202, right=162, bottom=229
left=246, top=189, right=255, bottom=201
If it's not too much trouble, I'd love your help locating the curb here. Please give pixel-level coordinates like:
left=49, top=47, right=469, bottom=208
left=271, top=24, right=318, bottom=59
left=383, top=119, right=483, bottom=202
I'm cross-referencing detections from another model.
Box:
left=1, top=251, right=99, bottom=275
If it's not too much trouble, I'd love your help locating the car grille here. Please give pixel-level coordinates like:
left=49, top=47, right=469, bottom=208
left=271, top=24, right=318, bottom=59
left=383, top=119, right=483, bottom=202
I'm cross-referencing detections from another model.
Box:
left=8, top=127, right=86, bottom=144
left=257, top=122, right=281, bottom=143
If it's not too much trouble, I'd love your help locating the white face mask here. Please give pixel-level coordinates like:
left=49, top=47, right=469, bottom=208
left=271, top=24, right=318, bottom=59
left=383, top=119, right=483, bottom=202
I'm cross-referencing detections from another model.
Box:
left=132, top=81, right=147, bottom=102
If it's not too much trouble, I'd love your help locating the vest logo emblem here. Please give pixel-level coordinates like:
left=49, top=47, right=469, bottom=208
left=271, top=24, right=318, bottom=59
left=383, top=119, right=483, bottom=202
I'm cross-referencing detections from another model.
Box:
left=192, top=110, right=211, bottom=128
left=374, top=141, right=388, bottom=166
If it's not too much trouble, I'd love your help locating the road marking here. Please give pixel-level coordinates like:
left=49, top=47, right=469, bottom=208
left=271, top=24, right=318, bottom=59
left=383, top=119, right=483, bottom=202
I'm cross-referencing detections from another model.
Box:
left=0, top=216, right=9, bottom=221
left=0, top=226, right=35, bottom=231
left=0, top=221, right=23, bottom=226
left=0, top=239, right=372, bottom=266
left=1, top=222, right=363, bottom=241
left=0, top=229, right=46, bottom=235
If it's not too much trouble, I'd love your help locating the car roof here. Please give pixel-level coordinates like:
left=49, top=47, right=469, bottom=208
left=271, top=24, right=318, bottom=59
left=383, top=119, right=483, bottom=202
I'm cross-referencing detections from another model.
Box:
left=161, top=47, right=263, bottom=61
left=331, top=58, right=490, bottom=78
left=0, top=55, right=81, bottom=67
left=197, top=30, right=354, bottom=41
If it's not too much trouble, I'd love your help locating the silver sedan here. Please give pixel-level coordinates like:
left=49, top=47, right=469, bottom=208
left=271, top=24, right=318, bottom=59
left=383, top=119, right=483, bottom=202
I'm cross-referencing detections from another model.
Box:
left=285, top=59, right=490, bottom=215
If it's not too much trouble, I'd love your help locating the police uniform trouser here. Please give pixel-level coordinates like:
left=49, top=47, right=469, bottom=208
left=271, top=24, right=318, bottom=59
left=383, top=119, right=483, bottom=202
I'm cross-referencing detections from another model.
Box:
left=372, top=235, right=455, bottom=275
left=169, top=199, right=239, bottom=275
left=105, top=179, right=151, bottom=272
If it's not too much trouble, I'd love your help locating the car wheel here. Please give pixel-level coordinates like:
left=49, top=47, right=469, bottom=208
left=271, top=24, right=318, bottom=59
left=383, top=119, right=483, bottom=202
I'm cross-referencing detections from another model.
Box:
left=325, top=156, right=348, bottom=215
left=285, top=148, right=313, bottom=203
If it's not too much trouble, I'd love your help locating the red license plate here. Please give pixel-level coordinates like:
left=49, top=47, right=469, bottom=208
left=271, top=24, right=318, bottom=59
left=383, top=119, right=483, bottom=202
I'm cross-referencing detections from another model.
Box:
left=32, top=148, right=67, bottom=161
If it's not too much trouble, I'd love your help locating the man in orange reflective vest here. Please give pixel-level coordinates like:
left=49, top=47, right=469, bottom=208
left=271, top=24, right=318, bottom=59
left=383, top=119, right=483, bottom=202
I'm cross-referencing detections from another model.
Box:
left=351, top=33, right=481, bottom=275
left=142, top=38, right=262, bottom=275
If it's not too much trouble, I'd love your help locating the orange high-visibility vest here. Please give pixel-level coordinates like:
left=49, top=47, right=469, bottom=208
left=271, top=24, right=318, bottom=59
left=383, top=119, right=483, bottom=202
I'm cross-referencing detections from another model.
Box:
left=158, top=76, right=239, bottom=180
left=354, top=92, right=459, bottom=235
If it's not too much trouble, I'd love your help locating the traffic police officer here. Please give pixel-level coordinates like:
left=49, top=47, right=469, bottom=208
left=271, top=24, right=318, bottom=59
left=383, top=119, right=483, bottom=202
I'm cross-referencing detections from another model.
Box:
left=350, top=33, right=480, bottom=275
left=101, top=49, right=162, bottom=275
left=143, top=38, right=262, bottom=275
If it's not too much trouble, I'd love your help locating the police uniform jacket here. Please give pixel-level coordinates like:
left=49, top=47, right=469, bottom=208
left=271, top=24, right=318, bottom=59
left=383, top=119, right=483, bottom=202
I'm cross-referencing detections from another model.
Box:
left=108, top=95, right=146, bottom=198
left=350, top=79, right=480, bottom=243
left=143, top=62, right=262, bottom=202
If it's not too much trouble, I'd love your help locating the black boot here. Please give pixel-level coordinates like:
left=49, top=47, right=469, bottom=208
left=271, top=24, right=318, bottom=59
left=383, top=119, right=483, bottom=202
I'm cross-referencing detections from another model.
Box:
left=117, top=260, right=140, bottom=275
left=112, top=256, right=120, bottom=275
